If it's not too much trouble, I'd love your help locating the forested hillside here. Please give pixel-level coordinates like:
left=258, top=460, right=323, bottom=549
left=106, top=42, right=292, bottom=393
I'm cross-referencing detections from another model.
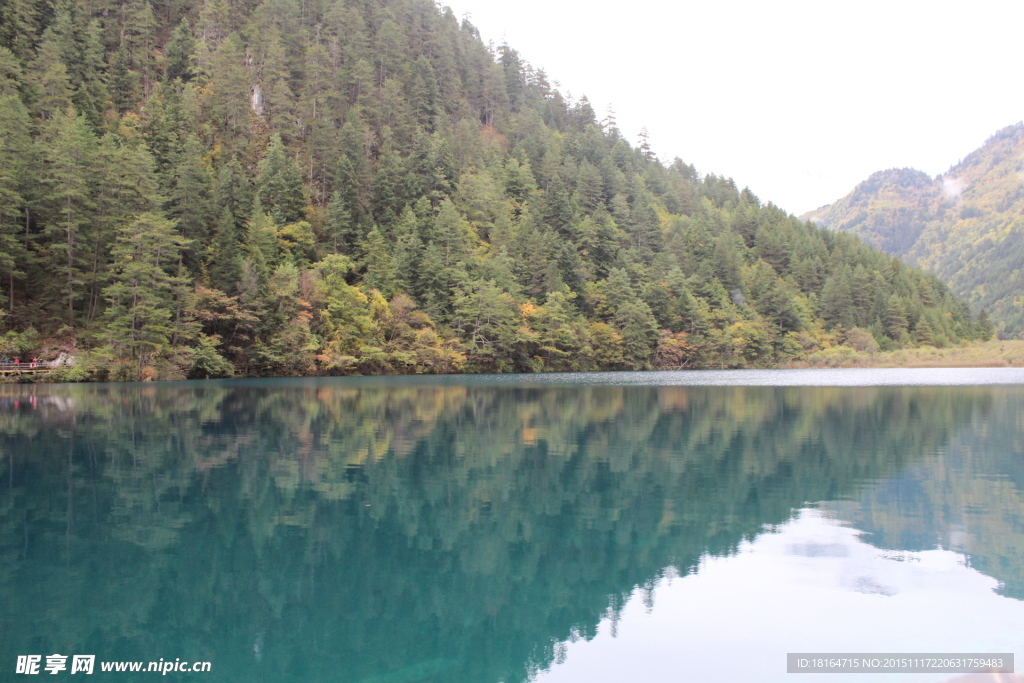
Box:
left=804, top=123, right=1024, bottom=338
left=0, top=0, right=991, bottom=379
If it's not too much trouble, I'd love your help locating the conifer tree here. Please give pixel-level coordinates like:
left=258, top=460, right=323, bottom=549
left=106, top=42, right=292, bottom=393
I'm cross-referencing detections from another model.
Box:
left=0, top=46, right=22, bottom=97
left=914, top=317, right=935, bottom=347
left=603, top=268, right=635, bottom=319
left=102, top=212, right=189, bottom=373
left=257, top=134, right=306, bottom=226
left=410, top=56, right=439, bottom=129
left=885, top=296, right=908, bottom=341
left=362, top=226, right=398, bottom=298
left=244, top=198, right=277, bottom=278
left=109, top=45, right=135, bottom=113
left=976, top=308, right=994, bottom=340
left=542, top=176, right=574, bottom=238
left=205, top=32, right=250, bottom=149
left=164, top=19, right=197, bottom=82
left=821, top=268, right=855, bottom=329
left=215, top=158, right=253, bottom=234
left=41, top=3, right=108, bottom=126
left=26, top=33, right=73, bottom=121
left=392, top=207, right=423, bottom=295
left=44, top=110, right=97, bottom=327
left=453, top=279, right=521, bottom=370
left=208, top=206, right=243, bottom=294
left=165, top=135, right=214, bottom=273
left=84, top=137, right=163, bottom=324
left=615, top=300, right=659, bottom=369
left=0, top=0, right=41, bottom=63
left=371, top=151, right=406, bottom=229
left=0, top=93, right=32, bottom=315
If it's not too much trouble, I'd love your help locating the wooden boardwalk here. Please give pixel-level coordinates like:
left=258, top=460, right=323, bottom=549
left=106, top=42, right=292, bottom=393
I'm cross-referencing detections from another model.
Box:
left=0, top=365, right=51, bottom=375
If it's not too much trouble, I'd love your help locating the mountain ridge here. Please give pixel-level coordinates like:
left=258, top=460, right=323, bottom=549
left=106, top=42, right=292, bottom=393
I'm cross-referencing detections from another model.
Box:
left=803, top=122, right=1024, bottom=336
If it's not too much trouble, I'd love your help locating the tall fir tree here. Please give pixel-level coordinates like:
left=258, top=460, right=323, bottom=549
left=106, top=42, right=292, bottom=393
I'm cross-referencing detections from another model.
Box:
left=257, top=134, right=306, bottom=226
left=43, top=110, right=97, bottom=327
left=0, top=93, right=32, bottom=315
left=102, top=212, right=189, bottom=373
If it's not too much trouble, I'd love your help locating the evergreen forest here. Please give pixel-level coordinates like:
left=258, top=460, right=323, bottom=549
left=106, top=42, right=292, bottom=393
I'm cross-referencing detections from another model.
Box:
left=0, top=0, right=994, bottom=379
left=804, top=123, right=1024, bottom=338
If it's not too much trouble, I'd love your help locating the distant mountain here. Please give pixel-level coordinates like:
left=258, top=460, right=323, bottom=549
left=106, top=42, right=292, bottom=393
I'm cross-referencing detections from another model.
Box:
left=803, top=124, right=1024, bottom=337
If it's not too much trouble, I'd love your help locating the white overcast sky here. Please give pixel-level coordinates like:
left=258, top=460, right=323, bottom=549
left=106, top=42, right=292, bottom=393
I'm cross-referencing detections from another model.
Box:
left=441, top=0, right=1024, bottom=216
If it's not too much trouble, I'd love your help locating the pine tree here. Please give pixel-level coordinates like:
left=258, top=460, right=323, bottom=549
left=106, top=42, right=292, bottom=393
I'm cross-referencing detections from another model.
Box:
left=884, top=296, right=908, bottom=341
left=164, top=19, right=196, bottom=82
left=43, top=110, right=97, bottom=327
left=362, top=226, right=398, bottom=298
left=615, top=300, right=659, bottom=369
left=371, top=150, right=406, bottom=229
left=251, top=25, right=293, bottom=136
left=410, top=56, right=439, bottom=129
left=109, top=44, right=136, bottom=113
left=214, top=158, right=253, bottom=234
left=542, top=176, right=574, bottom=238
left=820, top=268, right=855, bottom=329
left=165, top=135, right=214, bottom=273
left=602, top=267, right=635, bottom=319
left=101, top=213, right=189, bottom=373
left=532, top=290, right=584, bottom=370
left=39, top=3, right=108, bottom=126
left=25, top=32, right=73, bottom=121
left=196, top=0, right=231, bottom=67
left=976, top=308, right=994, bottom=340
left=85, top=137, right=163, bottom=324
left=120, top=0, right=157, bottom=96
left=257, top=134, right=306, bottom=226
left=205, top=32, right=250, bottom=149
left=0, top=46, right=22, bottom=97
left=914, top=316, right=935, bottom=347
left=0, top=94, right=32, bottom=315
left=244, top=198, right=278, bottom=277
left=630, top=185, right=661, bottom=257
left=392, top=207, right=423, bottom=296
left=0, top=0, right=42, bottom=63
left=208, top=206, right=242, bottom=294
left=139, top=82, right=200, bottom=177
left=452, top=279, right=521, bottom=370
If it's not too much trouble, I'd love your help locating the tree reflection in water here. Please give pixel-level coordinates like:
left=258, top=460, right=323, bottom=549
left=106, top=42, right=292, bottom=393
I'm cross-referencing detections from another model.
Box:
left=0, top=379, right=1017, bottom=682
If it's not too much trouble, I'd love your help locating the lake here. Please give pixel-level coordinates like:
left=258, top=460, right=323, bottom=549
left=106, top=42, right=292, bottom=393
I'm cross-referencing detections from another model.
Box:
left=1, top=369, right=1023, bottom=682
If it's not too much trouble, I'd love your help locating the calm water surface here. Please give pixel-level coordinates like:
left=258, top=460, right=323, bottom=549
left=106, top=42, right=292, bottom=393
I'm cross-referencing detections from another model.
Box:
left=1, top=370, right=1023, bottom=682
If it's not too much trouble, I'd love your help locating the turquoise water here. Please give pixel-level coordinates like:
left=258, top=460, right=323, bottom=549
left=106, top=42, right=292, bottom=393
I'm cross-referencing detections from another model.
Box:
left=1, top=371, right=1023, bottom=682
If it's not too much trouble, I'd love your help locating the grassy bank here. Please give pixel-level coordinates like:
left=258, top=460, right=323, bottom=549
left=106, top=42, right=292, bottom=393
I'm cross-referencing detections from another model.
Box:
left=782, top=339, right=1024, bottom=369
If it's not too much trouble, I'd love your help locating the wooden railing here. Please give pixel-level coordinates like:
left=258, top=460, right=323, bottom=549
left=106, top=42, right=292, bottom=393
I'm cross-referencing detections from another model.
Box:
left=0, top=363, right=53, bottom=374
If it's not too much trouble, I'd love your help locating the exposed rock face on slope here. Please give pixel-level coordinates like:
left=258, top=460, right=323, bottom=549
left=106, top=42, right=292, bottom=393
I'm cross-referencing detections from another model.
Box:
left=804, top=124, right=1024, bottom=337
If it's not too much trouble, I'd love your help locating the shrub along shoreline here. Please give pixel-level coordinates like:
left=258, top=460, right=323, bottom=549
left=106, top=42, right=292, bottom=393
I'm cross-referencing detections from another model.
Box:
left=782, top=339, right=1024, bottom=369
left=3, top=338, right=1019, bottom=383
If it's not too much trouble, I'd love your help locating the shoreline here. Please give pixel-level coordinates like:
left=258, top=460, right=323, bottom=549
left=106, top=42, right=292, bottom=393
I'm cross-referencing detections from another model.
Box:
left=779, top=339, right=1024, bottom=369
left=5, top=340, right=1023, bottom=384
